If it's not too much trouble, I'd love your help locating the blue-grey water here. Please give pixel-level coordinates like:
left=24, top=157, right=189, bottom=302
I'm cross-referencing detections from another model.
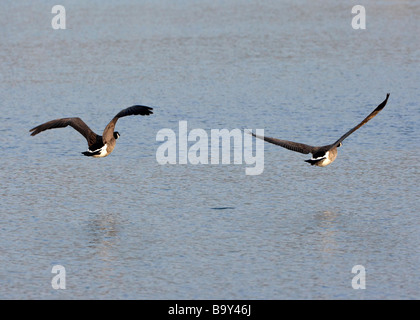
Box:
left=0, top=0, right=419, bottom=299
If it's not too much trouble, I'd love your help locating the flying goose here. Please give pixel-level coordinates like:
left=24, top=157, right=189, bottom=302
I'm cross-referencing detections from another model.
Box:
left=249, top=93, right=390, bottom=167
left=30, top=105, right=153, bottom=157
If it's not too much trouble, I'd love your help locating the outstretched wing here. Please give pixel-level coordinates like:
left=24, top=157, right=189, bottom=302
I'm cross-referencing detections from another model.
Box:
left=330, top=93, right=390, bottom=148
left=249, top=131, right=316, bottom=154
left=102, top=105, right=153, bottom=142
left=114, top=105, right=154, bottom=118
left=29, top=117, right=98, bottom=147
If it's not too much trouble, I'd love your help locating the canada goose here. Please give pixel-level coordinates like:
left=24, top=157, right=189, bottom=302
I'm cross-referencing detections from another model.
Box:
left=249, top=93, right=390, bottom=167
left=30, top=105, right=153, bottom=157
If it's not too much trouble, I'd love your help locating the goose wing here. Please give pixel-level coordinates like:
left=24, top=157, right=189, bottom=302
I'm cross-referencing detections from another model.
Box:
left=330, top=93, right=390, bottom=148
left=249, top=132, right=317, bottom=154
left=102, top=105, right=153, bottom=143
left=29, top=117, right=98, bottom=147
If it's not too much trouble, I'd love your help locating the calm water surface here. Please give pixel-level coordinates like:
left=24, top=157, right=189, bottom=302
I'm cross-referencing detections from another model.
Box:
left=0, top=0, right=419, bottom=299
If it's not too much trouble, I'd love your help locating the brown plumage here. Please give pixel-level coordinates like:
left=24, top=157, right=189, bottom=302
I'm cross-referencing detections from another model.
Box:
left=30, top=105, right=153, bottom=157
left=250, top=93, right=390, bottom=167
